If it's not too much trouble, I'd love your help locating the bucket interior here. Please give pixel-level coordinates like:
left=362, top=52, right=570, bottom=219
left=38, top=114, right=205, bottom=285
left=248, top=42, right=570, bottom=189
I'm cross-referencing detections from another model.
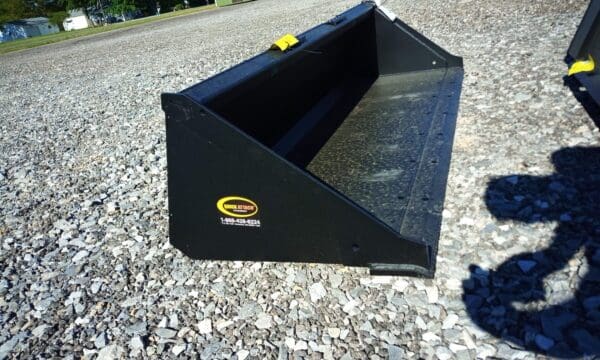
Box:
left=192, top=8, right=462, bottom=237
left=205, top=13, right=379, bottom=167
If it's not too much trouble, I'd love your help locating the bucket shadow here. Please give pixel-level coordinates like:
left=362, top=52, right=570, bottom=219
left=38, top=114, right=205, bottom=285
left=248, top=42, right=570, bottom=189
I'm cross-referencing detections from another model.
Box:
left=462, top=146, right=600, bottom=357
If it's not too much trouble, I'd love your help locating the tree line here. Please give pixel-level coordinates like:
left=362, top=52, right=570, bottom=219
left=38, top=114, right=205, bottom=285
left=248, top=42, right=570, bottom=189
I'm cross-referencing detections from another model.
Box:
left=0, top=0, right=211, bottom=27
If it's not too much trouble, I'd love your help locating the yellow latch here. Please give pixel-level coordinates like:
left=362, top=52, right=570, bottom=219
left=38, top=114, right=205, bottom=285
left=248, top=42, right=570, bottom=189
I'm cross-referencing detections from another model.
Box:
left=271, top=34, right=300, bottom=52
left=568, top=54, right=595, bottom=76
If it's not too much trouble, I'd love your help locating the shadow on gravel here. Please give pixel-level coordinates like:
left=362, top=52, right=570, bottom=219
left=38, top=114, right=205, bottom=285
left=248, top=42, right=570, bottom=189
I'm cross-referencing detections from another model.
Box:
left=463, top=146, right=600, bottom=358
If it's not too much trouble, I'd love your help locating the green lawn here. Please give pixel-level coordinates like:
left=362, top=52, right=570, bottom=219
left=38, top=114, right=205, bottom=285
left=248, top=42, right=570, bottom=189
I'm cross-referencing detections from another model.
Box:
left=0, top=5, right=216, bottom=55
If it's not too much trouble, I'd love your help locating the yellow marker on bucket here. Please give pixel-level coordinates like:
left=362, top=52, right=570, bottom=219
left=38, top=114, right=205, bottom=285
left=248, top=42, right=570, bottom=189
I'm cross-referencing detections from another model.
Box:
left=568, top=54, right=595, bottom=76
left=271, top=34, right=300, bottom=52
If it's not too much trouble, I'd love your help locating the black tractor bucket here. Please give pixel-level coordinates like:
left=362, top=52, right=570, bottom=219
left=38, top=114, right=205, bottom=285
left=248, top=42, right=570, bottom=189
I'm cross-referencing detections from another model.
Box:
left=161, top=2, right=463, bottom=277
left=567, top=0, right=600, bottom=104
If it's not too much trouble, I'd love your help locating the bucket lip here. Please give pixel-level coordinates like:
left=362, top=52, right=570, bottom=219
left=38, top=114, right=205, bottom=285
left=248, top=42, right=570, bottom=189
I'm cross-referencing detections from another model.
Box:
left=369, top=262, right=434, bottom=278
left=178, top=3, right=463, bottom=107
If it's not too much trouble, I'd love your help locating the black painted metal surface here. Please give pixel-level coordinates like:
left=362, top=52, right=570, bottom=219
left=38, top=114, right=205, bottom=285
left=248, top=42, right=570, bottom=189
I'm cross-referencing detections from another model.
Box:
left=568, top=0, right=600, bottom=104
left=161, top=2, right=463, bottom=277
left=308, top=68, right=463, bottom=275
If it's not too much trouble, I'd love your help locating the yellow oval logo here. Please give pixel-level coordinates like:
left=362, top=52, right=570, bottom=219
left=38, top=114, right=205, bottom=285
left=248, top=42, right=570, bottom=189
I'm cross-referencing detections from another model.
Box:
left=216, top=196, right=259, bottom=218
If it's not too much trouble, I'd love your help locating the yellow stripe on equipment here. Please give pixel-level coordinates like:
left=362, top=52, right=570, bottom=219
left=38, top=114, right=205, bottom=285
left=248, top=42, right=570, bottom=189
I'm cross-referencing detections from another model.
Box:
left=271, top=34, right=300, bottom=52
left=568, top=54, right=595, bottom=76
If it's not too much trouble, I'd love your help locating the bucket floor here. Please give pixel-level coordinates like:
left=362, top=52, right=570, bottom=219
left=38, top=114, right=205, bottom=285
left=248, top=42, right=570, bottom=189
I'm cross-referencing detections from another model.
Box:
left=308, top=67, right=463, bottom=247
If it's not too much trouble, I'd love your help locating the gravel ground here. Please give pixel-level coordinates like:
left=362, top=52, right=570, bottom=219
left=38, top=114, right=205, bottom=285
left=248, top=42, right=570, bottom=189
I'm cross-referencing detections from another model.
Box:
left=1, top=0, right=599, bottom=358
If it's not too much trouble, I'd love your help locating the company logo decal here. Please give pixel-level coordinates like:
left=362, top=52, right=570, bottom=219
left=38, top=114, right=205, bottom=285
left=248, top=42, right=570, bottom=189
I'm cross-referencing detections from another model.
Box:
left=217, top=196, right=261, bottom=228
left=216, top=196, right=258, bottom=218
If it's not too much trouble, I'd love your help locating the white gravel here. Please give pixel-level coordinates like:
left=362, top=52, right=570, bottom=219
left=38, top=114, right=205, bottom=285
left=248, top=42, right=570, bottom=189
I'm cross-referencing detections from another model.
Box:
left=1, top=0, right=599, bottom=358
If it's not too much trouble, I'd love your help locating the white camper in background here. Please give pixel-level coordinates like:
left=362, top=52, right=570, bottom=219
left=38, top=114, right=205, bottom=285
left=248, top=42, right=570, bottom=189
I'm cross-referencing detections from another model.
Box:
left=63, top=10, right=93, bottom=31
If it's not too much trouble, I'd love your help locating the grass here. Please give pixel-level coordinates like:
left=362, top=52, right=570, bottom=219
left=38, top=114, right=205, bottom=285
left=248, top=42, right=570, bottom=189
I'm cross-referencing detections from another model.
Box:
left=0, top=5, right=216, bottom=55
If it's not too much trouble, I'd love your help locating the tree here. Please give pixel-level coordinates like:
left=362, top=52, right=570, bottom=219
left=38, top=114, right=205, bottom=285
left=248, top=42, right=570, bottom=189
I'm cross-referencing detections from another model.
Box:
left=133, top=0, right=155, bottom=16
left=0, top=0, right=42, bottom=24
left=48, top=10, right=68, bottom=29
left=57, top=0, right=94, bottom=15
left=109, top=0, right=135, bottom=20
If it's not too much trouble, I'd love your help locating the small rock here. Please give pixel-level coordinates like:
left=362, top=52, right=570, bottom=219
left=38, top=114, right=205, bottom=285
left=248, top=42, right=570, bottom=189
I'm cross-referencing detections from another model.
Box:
left=436, top=346, right=453, bottom=360
left=572, top=329, right=600, bottom=353
left=319, top=345, right=333, bottom=360
left=74, top=303, right=85, bottom=314
left=392, top=279, right=409, bottom=292
left=455, top=349, right=471, bottom=360
left=72, top=250, right=89, bottom=263
left=442, top=314, right=459, bottom=329
left=236, top=349, right=249, bottom=360
left=294, top=340, right=308, bottom=351
left=583, top=295, right=600, bottom=310
left=120, top=297, right=138, bottom=307
left=517, top=260, right=537, bottom=273
left=342, top=300, right=359, bottom=314
left=126, top=321, right=147, bottom=336
left=155, top=328, right=177, bottom=339
left=462, top=330, right=477, bottom=349
left=449, top=343, right=467, bottom=353
left=158, top=317, right=168, bottom=328
left=514, top=93, right=532, bottom=102
left=0, top=337, right=18, bottom=359
left=106, top=202, right=119, bottom=213
left=83, top=348, right=97, bottom=358
left=491, top=306, right=506, bottom=316
left=425, top=286, right=439, bottom=303
left=255, top=313, right=272, bottom=329
left=388, top=345, right=404, bottom=360
left=97, top=345, right=124, bottom=360
left=238, top=302, right=259, bottom=320
left=359, top=321, right=373, bottom=333
left=506, top=176, right=519, bottom=185
left=460, top=217, right=475, bottom=226
left=327, top=328, right=340, bottom=338
left=31, top=325, right=49, bottom=337
left=169, top=313, right=179, bottom=329
left=329, top=274, right=343, bottom=288
left=130, top=336, right=144, bottom=349
left=477, top=344, right=496, bottom=358
left=415, top=316, right=427, bottom=330
left=422, top=332, right=441, bottom=342
left=285, top=338, right=295, bottom=349
left=464, top=294, right=483, bottom=309
left=95, top=332, right=107, bottom=349
left=445, top=278, right=462, bottom=290
left=309, top=282, right=327, bottom=302
left=559, top=213, right=572, bottom=221
left=541, top=312, right=576, bottom=340
left=548, top=181, right=564, bottom=192
left=172, top=343, right=186, bottom=356
left=534, top=334, right=554, bottom=351
left=91, top=282, right=102, bottom=294
left=215, top=320, right=233, bottom=332
left=197, top=319, right=212, bottom=334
